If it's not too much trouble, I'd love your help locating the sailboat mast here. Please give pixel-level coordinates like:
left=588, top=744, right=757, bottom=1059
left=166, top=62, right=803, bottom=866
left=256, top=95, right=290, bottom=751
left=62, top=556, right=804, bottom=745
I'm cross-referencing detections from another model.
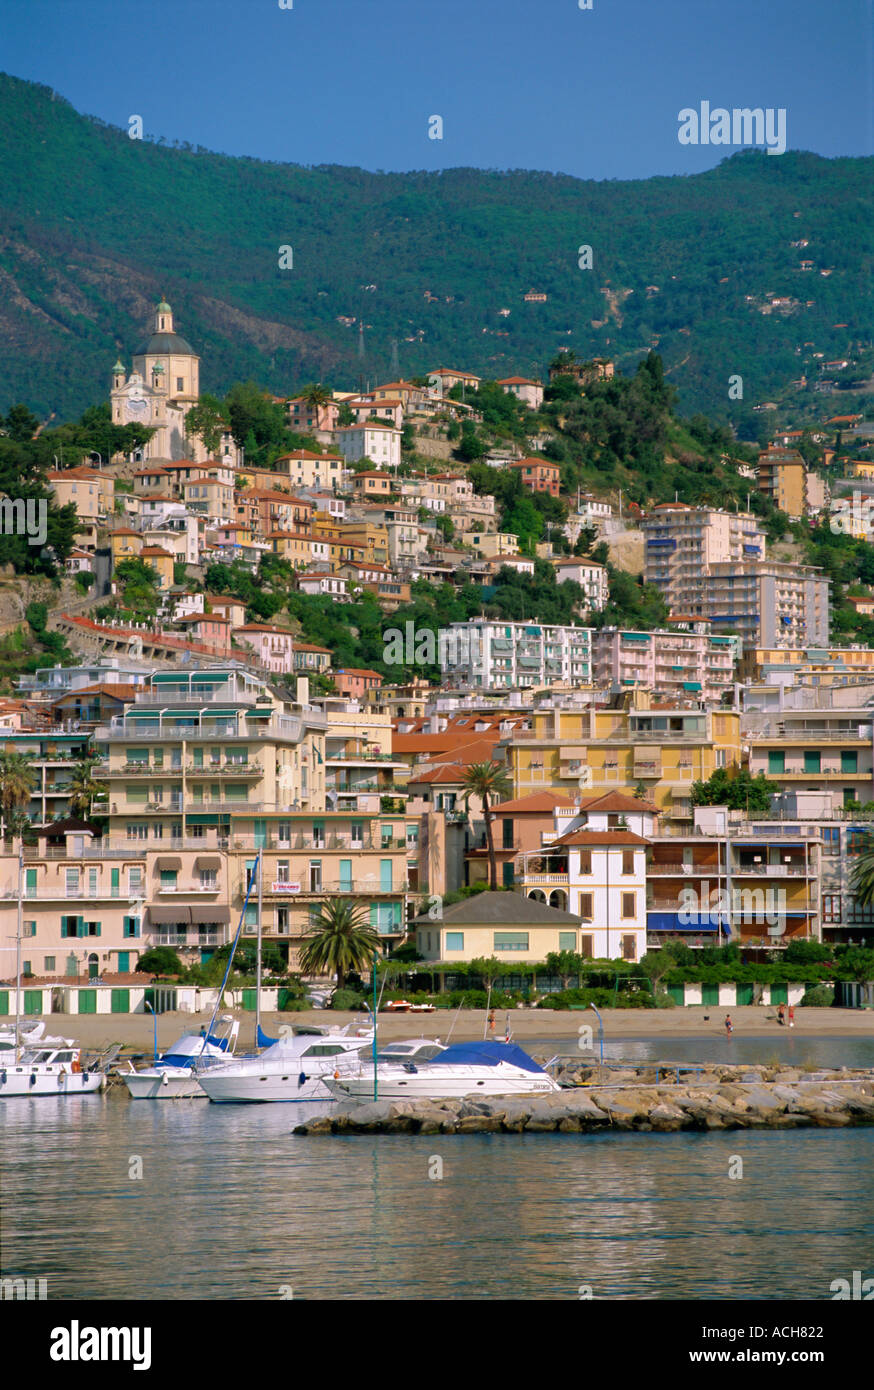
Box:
left=255, top=851, right=263, bottom=1043
left=14, top=844, right=23, bottom=1063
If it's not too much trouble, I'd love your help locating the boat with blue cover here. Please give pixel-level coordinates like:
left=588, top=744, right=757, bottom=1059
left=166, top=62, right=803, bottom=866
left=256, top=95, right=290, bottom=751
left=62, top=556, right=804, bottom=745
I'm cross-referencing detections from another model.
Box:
left=323, top=1039, right=561, bottom=1101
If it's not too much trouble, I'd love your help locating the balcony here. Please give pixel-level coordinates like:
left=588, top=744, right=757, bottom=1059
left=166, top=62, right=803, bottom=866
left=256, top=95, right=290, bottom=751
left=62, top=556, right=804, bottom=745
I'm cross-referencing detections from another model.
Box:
left=185, top=762, right=263, bottom=778
left=238, top=877, right=407, bottom=898
left=156, top=882, right=222, bottom=895
left=518, top=873, right=569, bottom=886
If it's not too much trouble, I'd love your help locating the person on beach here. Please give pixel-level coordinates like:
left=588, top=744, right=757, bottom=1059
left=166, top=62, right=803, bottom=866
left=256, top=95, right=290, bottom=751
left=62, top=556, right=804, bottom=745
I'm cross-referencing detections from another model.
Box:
left=724, top=1014, right=733, bottom=1036
left=777, top=1003, right=786, bottom=1026
left=488, top=1009, right=496, bottom=1035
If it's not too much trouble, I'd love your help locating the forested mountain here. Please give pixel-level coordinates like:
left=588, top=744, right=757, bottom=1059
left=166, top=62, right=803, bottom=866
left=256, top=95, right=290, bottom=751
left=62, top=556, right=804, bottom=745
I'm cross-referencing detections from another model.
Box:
left=1, top=72, right=871, bottom=426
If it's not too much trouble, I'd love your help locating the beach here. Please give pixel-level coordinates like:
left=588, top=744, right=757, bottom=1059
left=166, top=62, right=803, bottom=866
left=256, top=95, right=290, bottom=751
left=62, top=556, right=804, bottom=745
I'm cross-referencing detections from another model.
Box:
left=26, top=1004, right=874, bottom=1054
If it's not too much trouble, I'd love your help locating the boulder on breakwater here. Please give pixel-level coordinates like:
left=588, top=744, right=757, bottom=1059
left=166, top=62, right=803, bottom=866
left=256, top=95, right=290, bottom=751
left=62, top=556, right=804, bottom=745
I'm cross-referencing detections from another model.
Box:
left=292, top=1065, right=874, bottom=1136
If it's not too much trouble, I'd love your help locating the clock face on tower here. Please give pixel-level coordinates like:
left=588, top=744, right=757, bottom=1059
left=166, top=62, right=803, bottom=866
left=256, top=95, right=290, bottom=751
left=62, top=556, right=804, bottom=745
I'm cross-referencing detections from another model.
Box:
left=124, top=391, right=150, bottom=423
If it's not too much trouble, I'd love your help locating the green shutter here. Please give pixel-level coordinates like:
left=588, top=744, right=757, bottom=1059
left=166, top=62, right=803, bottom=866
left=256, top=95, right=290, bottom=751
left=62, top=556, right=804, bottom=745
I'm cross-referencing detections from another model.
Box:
left=701, top=983, right=719, bottom=1006
left=0, top=990, right=8, bottom=1015
left=25, top=869, right=37, bottom=896
left=76, top=917, right=86, bottom=938
left=110, top=989, right=130, bottom=1014
left=118, top=952, right=130, bottom=973
left=111, top=869, right=119, bottom=897
left=78, top=990, right=97, bottom=1014
left=23, top=990, right=42, bottom=1015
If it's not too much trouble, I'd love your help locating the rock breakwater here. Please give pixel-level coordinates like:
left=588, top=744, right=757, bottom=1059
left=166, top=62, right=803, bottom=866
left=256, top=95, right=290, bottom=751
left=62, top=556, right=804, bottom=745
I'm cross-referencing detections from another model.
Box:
left=293, top=1063, right=874, bottom=1135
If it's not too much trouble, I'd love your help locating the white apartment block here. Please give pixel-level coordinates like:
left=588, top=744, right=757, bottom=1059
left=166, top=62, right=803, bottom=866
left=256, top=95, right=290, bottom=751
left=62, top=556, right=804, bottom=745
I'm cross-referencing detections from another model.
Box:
left=440, top=620, right=592, bottom=689
left=701, top=562, right=831, bottom=649
left=552, top=558, right=610, bottom=611
left=335, top=424, right=401, bottom=470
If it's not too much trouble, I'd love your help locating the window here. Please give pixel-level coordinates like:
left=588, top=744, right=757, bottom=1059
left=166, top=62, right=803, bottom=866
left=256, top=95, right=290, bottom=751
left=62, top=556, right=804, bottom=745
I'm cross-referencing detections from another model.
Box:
left=44, top=957, right=55, bottom=972
left=803, top=751, right=821, bottom=774
left=621, top=934, right=637, bottom=961
left=127, top=824, right=148, bottom=841
left=822, top=894, right=841, bottom=923
left=88, top=868, right=99, bottom=897
left=128, top=867, right=143, bottom=894
left=558, top=932, right=576, bottom=951
left=23, top=921, right=36, bottom=938
left=621, top=850, right=635, bottom=875
left=841, top=751, right=859, bottom=774
left=309, top=861, right=322, bottom=892
left=160, top=869, right=177, bottom=889
left=123, top=916, right=141, bottom=938
left=502, top=818, right=514, bottom=849
left=494, top=932, right=529, bottom=952
left=66, top=868, right=80, bottom=896
left=821, top=827, right=840, bottom=856
left=578, top=892, right=593, bottom=920
left=277, top=907, right=290, bottom=935
left=768, top=751, right=785, bottom=774
left=621, top=892, right=636, bottom=919
left=199, top=870, right=218, bottom=890
left=445, top=932, right=464, bottom=951
left=578, top=850, right=592, bottom=875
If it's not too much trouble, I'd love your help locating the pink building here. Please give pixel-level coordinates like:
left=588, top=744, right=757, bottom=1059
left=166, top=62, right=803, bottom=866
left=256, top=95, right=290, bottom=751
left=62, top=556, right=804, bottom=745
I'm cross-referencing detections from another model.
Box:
left=334, top=667, right=383, bottom=698
left=174, top=613, right=233, bottom=656
left=235, top=623, right=296, bottom=673
left=590, top=627, right=736, bottom=703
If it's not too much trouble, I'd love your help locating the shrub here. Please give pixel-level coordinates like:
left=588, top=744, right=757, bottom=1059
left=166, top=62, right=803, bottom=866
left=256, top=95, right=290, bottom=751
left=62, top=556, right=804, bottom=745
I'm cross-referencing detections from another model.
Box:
left=137, top=947, right=184, bottom=976
left=800, top=984, right=835, bottom=1007
left=331, top=987, right=367, bottom=1011
left=654, top=990, right=677, bottom=1009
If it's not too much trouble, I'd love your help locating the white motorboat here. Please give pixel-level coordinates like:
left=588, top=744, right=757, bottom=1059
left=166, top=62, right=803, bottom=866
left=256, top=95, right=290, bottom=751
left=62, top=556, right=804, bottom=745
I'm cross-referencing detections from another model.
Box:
left=121, top=1016, right=240, bottom=1099
left=324, top=1040, right=561, bottom=1102
left=0, top=1040, right=104, bottom=1097
left=0, top=1020, right=50, bottom=1051
left=196, top=1022, right=375, bottom=1104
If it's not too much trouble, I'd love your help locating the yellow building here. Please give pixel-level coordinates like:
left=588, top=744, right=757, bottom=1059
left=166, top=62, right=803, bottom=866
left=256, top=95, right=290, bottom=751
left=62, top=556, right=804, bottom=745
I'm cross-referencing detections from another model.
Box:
left=139, top=545, right=175, bottom=590
left=46, top=467, right=112, bottom=524
left=460, top=531, right=520, bottom=558
left=740, top=646, right=874, bottom=683
left=312, top=516, right=389, bottom=565
left=110, top=529, right=143, bottom=565
left=498, top=698, right=742, bottom=827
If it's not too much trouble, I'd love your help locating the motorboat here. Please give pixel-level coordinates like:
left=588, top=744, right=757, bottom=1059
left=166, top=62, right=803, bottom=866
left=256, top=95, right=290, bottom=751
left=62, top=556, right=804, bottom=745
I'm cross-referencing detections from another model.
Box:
left=121, top=1016, right=240, bottom=1099
left=0, top=1040, right=104, bottom=1097
left=0, top=1020, right=50, bottom=1051
left=196, top=1021, right=374, bottom=1104
left=324, top=1040, right=561, bottom=1102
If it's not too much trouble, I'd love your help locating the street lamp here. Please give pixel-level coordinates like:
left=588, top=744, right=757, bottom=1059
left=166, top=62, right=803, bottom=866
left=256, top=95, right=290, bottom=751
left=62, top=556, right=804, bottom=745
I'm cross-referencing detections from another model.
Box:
left=585, top=1002, right=605, bottom=1065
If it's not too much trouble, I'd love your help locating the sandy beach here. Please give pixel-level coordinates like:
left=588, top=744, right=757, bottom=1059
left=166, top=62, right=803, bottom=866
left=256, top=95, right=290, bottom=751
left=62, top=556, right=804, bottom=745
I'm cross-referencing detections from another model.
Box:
left=23, top=1005, right=874, bottom=1054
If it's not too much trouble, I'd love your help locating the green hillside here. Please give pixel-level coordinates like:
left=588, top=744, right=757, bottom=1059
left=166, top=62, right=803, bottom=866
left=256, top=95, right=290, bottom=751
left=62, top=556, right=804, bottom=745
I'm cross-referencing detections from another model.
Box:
left=1, top=72, right=872, bottom=426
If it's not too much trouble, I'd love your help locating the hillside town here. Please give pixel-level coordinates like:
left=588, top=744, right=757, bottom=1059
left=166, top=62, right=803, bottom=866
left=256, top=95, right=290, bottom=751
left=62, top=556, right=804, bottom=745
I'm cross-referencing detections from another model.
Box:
left=2, top=294, right=874, bottom=1016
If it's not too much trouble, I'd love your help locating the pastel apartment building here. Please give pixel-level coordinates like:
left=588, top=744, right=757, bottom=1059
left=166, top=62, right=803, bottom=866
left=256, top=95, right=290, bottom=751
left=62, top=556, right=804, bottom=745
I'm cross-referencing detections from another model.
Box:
left=496, top=377, right=544, bottom=410
left=591, top=627, right=737, bottom=702
left=498, top=700, right=742, bottom=828
left=440, top=620, right=592, bottom=690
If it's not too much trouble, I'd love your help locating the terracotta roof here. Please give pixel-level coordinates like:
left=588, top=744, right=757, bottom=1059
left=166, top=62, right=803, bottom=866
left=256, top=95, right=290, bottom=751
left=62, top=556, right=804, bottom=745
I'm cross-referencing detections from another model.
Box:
left=408, top=764, right=470, bottom=785
left=412, top=891, right=579, bottom=927
left=50, top=684, right=139, bottom=702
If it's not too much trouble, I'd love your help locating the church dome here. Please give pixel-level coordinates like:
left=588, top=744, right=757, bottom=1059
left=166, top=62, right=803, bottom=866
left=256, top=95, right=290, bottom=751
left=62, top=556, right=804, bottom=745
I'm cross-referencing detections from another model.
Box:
left=137, top=330, right=195, bottom=355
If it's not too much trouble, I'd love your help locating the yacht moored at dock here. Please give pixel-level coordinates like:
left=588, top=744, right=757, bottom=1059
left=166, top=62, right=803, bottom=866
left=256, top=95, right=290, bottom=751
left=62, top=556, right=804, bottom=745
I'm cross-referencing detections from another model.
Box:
left=324, top=1040, right=561, bottom=1102
left=121, top=1016, right=240, bottom=1099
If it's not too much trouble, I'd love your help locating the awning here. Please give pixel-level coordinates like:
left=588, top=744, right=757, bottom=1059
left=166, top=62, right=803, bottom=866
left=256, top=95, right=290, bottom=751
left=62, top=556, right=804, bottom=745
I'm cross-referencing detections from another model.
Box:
left=194, top=856, right=222, bottom=870
left=189, top=905, right=231, bottom=924
left=148, top=905, right=192, bottom=925
left=155, top=856, right=182, bottom=870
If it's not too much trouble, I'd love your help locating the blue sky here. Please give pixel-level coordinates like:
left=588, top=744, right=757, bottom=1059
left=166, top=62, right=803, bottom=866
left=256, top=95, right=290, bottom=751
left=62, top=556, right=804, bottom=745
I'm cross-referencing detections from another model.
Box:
left=3, top=0, right=872, bottom=179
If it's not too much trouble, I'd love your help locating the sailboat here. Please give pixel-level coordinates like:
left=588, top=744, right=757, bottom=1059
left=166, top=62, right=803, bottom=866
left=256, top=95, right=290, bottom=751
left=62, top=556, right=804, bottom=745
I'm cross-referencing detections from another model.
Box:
left=0, top=848, right=104, bottom=1098
left=195, top=850, right=375, bottom=1103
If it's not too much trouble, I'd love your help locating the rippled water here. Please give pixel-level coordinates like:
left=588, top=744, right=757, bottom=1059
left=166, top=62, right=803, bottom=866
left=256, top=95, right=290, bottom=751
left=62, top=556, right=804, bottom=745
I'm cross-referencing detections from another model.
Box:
left=2, top=1035, right=873, bottom=1301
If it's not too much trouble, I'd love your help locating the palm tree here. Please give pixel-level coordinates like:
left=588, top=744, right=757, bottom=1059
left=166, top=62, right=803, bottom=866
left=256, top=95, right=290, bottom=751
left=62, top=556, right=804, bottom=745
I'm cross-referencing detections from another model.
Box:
left=67, top=755, right=107, bottom=821
left=0, top=751, right=36, bottom=840
left=299, top=383, right=332, bottom=409
left=462, top=760, right=512, bottom=890
left=297, top=898, right=382, bottom=992
left=850, top=839, right=874, bottom=910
